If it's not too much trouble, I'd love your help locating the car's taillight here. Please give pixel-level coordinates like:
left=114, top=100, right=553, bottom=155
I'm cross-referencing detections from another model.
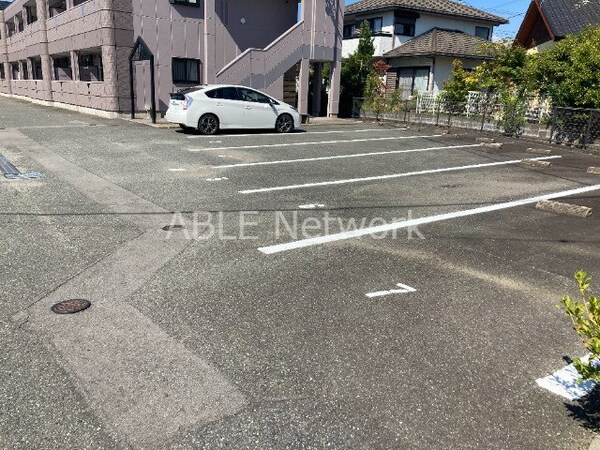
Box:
left=183, top=95, right=193, bottom=110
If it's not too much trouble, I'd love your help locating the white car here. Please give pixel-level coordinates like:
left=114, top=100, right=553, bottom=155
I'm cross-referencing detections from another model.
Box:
left=166, top=84, right=302, bottom=135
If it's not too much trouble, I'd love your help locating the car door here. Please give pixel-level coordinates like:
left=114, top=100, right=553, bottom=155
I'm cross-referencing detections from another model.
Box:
left=205, top=87, right=245, bottom=129
left=238, top=88, right=278, bottom=129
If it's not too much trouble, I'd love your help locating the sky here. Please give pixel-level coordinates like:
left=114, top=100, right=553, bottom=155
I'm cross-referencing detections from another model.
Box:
left=344, top=0, right=531, bottom=39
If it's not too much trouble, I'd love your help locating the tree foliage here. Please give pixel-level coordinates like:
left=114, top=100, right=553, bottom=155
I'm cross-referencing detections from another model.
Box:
left=443, top=27, right=600, bottom=109
left=529, top=26, right=600, bottom=109
left=339, top=20, right=375, bottom=116
left=364, top=70, right=386, bottom=119
left=443, top=41, right=531, bottom=101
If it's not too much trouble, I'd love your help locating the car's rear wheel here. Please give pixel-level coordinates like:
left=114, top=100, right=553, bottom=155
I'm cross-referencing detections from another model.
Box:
left=198, top=114, right=219, bottom=135
left=275, top=114, right=294, bottom=133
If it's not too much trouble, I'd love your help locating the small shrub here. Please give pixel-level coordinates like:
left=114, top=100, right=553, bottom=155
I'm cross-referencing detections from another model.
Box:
left=498, top=93, right=527, bottom=137
left=560, top=271, right=600, bottom=382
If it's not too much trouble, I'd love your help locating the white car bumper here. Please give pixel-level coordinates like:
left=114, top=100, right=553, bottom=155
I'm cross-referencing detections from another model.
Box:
left=165, top=108, right=191, bottom=127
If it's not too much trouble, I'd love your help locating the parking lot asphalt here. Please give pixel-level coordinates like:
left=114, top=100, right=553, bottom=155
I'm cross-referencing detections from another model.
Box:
left=2, top=95, right=600, bottom=449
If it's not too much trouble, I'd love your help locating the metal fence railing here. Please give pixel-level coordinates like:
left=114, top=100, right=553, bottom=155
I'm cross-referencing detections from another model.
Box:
left=356, top=91, right=599, bottom=148
left=550, top=107, right=600, bottom=148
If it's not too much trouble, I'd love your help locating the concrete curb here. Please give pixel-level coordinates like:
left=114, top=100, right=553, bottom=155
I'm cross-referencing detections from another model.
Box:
left=523, top=159, right=552, bottom=167
left=481, top=142, right=503, bottom=149
left=535, top=200, right=592, bottom=218
left=527, top=147, right=552, bottom=155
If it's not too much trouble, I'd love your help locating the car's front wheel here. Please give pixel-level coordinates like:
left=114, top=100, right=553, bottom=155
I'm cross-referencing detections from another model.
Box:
left=197, top=114, right=220, bottom=135
left=275, top=114, right=294, bottom=133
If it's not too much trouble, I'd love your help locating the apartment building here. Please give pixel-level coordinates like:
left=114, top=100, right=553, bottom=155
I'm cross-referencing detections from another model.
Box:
left=0, top=0, right=343, bottom=119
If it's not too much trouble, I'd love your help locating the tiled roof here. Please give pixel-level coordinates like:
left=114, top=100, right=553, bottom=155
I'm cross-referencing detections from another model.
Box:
left=383, top=28, right=492, bottom=59
left=539, top=0, right=600, bottom=38
left=345, top=0, right=508, bottom=24
left=0, top=1, right=12, bottom=11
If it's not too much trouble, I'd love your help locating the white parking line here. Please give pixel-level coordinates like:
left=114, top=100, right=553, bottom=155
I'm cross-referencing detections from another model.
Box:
left=187, top=128, right=395, bottom=139
left=214, top=144, right=481, bottom=169
left=257, top=183, right=600, bottom=254
left=536, top=355, right=596, bottom=400
left=240, top=156, right=561, bottom=194
left=366, top=283, right=417, bottom=298
left=189, top=135, right=444, bottom=152
left=298, top=203, right=326, bottom=209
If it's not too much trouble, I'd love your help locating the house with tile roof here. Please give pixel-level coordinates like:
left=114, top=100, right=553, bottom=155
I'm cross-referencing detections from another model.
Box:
left=343, top=0, right=507, bottom=96
left=515, top=0, right=600, bottom=52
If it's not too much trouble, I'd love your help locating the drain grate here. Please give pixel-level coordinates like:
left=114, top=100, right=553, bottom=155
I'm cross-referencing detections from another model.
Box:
left=51, top=299, right=91, bottom=314
left=0, top=154, right=20, bottom=175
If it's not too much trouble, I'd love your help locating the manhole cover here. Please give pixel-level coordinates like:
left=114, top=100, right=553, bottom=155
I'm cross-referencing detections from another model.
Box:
left=51, top=299, right=91, bottom=314
left=163, top=224, right=186, bottom=231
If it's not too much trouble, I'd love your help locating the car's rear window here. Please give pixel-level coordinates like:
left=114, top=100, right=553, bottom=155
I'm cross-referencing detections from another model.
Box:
left=205, top=87, right=240, bottom=100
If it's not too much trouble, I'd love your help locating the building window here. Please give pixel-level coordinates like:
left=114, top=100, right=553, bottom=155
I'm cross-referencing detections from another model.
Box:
left=52, top=55, right=72, bottom=80
left=32, top=57, right=43, bottom=80
left=475, top=26, right=490, bottom=40
left=170, top=0, right=200, bottom=6
left=79, top=51, right=104, bottom=82
left=11, top=63, right=19, bottom=80
left=394, top=18, right=416, bottom=36
left=16, top=13, right=24, bottom=33
left=356, top=17, right=383, bottom=34
left=25, top=4, right=38, bottom=24
left=396, top=67, right=430, bottom=95
left=343, top=24, right=356, bottom=39
left=394, top=11, right=418, bottom=37
left=0, top=65, right=5, bottom=80
left=172, top=58, right=200, bottom=84
left=48, top=0, right=67, bottom=18
left=6, top=19, right=16, bottom=37
left=21, top=60, right=29, bottom=80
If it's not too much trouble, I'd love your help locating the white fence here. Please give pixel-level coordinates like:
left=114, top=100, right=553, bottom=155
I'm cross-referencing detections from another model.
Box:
left=415, top=90, right=552, bottom=123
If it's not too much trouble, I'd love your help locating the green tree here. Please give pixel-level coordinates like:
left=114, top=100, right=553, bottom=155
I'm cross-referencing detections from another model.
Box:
left=364, top=70, right=386, bottom=120
left=530, top=26, right=600, bottom=108
left=443, top=41, right=532, bottom=101
left=339, top=20, right=375, bottom=116
left=442, top=60, right=480, bottom=103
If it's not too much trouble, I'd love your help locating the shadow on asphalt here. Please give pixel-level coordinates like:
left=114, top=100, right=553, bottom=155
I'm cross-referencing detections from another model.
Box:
left=175, top=128, right=308, bottom=136
left=565, top=386, right=600, bottom=432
